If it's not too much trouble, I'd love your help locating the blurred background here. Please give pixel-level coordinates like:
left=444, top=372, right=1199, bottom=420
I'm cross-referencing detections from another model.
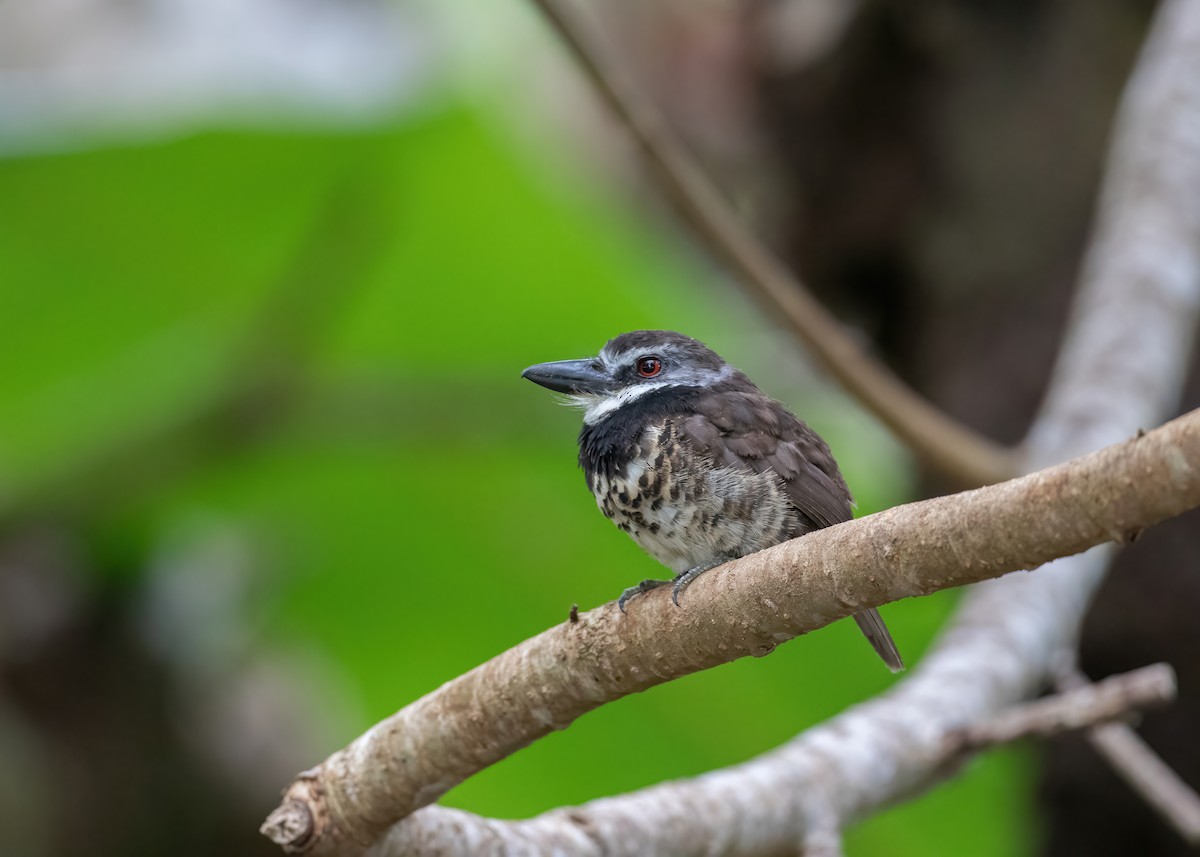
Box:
left=2, top=1, right=1196, bottom=856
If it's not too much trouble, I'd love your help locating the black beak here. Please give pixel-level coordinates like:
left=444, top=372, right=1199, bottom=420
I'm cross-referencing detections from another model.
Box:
left=521, top=358, right=614, bottom=395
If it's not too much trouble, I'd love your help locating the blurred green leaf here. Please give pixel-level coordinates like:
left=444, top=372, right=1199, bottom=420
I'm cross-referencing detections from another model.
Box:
left=0, top=94, right=1030, bottom=857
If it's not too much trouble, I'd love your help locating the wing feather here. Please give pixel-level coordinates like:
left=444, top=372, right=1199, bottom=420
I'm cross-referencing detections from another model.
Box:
left=680, top=391, right=852, bottom=532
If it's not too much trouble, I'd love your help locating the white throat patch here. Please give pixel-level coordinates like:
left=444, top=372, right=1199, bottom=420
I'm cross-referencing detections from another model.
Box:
left=572, top=381, right=675, bottom=425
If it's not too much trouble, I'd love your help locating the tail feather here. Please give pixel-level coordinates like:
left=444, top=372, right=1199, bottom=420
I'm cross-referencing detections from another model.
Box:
left=853, top=608, right=905, bottom=673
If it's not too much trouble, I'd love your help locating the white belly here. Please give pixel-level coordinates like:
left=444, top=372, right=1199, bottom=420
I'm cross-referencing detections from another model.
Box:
left=589, top=427, right=796, bottom=573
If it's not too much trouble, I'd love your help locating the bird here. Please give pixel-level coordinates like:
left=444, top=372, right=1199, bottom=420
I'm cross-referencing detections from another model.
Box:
left=521, top=329, right=904, bottom=672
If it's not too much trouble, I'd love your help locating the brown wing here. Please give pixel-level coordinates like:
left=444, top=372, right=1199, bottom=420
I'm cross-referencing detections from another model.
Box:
left=679, top=389, right=852, bottom=532
left=679, top=388, right=903, bottom=671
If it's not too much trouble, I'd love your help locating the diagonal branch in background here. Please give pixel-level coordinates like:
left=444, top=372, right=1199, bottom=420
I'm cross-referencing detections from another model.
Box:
left=1055, top=666, right=1200, bottom=846
left=261, top=408, right=1200, bottom=855
left=528, top=0, right=1019, bottom=488
left=1020, top=2, right=1200, bottom=466
left=946, top=663, right=1175, bottom=754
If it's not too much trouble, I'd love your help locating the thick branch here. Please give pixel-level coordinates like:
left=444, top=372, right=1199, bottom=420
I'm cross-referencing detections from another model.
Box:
left=262, top=408, right=1200, bottom=854
left=528, top=0, right=1018, bottom=488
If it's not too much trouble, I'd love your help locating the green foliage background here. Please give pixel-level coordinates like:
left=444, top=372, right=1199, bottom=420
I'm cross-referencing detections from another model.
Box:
left=0, top=92, right=1032, bottom=854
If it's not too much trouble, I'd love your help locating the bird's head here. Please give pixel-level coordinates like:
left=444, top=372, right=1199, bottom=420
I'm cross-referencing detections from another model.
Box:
left=521, top=330, right=735, bottom=424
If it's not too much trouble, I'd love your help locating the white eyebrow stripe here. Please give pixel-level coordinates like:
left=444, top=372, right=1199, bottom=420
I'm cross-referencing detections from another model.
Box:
left=601, top=344, right=683, bottom=368
left=602, top=344, right=731, bottom=378
left=572, top=362, right=736, bottom=425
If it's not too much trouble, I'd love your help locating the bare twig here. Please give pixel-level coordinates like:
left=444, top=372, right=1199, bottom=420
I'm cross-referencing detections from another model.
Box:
left=262, top=409, right=1200, bottom=855
left=801, top=792, right=849, bottom=854
left=528, top=0, right=1018, bottom=488
left=800, top=805, right=844, bottom=857
left=1057, top=667, right=1200, bottom=846
left=947, top=664, right=1175, bottom=754
left=1084, top=728, right=1200, bottom=846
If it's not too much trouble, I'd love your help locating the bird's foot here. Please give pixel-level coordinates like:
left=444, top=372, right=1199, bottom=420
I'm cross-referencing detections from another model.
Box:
left=618, top=578, right=672, bottom=613
left=671, top=560, right=724, bottom=607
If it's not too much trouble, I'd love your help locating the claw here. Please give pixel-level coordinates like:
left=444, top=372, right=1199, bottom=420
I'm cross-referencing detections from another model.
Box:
left=617, top=578, right=671, bottom=613
left=669, top=561, right=725, bottom=607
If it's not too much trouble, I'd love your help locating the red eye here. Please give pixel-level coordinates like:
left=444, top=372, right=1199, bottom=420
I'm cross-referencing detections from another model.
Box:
left=636, top=356, right=663, bottom=378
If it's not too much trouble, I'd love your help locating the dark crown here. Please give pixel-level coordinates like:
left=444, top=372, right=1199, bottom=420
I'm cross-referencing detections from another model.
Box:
left=603, top=330, right=726, bottom=371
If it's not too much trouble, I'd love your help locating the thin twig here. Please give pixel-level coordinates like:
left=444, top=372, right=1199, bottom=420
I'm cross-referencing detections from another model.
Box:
left=800, top=801, right=845, bottom=857
left=801, top=827, right=844, bottom=857
left=528, top=0, right=1019, bottom=488
left=1057, top=666, right=1200, bottom=846
left=947, top=664, right=1175, bottom=754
